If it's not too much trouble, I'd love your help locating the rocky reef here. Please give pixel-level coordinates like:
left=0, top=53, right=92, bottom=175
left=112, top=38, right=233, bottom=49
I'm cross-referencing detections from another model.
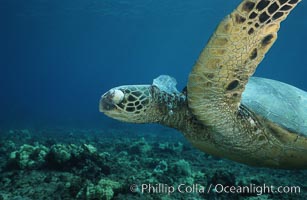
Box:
left=0, top=128, right=306, bottom=200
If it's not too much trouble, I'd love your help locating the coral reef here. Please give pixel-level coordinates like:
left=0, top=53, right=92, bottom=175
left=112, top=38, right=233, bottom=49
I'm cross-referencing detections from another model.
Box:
left=0, top=128, right=306, bottom=200
left=76, top=179, right=122, bottom=200
left=170, top=159, right=191, bottom=177
left=153, top=160, right=168, bottom=174
left=7, top=144, right=48, bottom=170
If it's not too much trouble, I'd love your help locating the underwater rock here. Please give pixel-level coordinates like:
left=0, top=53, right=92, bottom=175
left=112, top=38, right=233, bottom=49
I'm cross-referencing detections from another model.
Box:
left=46, top=144, right=97, bottom=167
left=245, top=195, right=271, bottom=200
left=0, top=140, right=16, bottom=156
left=44, top=143, right=111, bottom=177
left=0, top=170, right=81, bottom=200
left=82, top=144, right=97, bottom=154
left=237, top=175, right=263, bottom=188
left=129, top=137, right=152, bottom=155
left=7, top=144, right=49, bottom=170
left=158, top=142, right=183, bottom=154
left=77, top=179, right=122, bottom=200
left=20, top=129, right=30, bottom=135
left=67, top=176, right=84, bottom=197
left=153, top=160, right=168, bottom=174
left=47, top=144, right=73, bottom=166
left=170, top=159, right=192, bottom=177
left=210, top=170, right=236, bottom=187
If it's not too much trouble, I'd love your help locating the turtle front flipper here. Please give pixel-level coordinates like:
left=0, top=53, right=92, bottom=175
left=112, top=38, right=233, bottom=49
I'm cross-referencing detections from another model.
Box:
left=187, top=0, right=301, bottom=127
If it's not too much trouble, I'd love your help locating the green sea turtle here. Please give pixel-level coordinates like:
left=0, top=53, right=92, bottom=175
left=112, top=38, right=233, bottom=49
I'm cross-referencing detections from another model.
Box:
left=99, top=0, right=307, bottom=169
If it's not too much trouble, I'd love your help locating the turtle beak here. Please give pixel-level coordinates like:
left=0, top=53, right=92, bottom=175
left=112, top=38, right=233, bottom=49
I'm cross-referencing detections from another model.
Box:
left=99, top=91, right=116, bottom=112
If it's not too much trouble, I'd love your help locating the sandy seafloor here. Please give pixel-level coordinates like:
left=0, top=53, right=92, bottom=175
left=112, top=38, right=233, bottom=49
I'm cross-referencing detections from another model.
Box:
left=0, top=126, right=306, bottom=200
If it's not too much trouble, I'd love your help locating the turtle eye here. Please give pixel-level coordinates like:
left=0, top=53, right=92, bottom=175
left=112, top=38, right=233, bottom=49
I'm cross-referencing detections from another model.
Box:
left=110, top=89, right=125, bottom=104
left=99, top=89, right=125, bottom=112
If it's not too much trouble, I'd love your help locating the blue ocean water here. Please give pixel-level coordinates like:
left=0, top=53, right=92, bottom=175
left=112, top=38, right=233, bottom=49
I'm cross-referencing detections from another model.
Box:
left=0, top=0, right=306, bottom=129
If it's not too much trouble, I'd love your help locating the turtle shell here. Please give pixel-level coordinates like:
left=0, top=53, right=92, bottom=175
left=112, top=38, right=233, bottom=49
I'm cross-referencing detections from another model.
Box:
left=242, top=77, right=307, bottom=136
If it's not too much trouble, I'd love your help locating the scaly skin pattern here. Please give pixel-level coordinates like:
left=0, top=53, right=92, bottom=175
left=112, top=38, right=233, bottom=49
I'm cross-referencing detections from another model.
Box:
left=188, top=0, right=302, bottom=124
left=184, top=0, right=306, bottom=168
left=151, top=88, right=307, bottom=169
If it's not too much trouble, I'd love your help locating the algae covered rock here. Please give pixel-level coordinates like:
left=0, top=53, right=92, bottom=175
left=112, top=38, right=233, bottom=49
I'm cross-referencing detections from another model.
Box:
left=77, top=179, right=122, bottom=200
left=170, top=159, right=192, bottom=177
left=158, top=142, right=183, bottom=153
left=46, top=144, right=97, bottom=167
left=82, top=144, right=97, bottom=154
left=129, top=137, right=152, bottom=155
left=7, top=144, right=49, bottom=170
left=47, top=144, right=72, bottom=166
left=0, top=140, right=16, bottom=156
left=153, top=160, right=168, bottom=174
left=44, top=143, right=111, bottom=177
left=210, top=170, right=236, bottom=187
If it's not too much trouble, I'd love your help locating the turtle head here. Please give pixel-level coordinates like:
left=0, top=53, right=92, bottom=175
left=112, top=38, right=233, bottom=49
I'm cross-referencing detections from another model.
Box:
left=99, top=85, right=155, bottom=123
left=100, top=75, right=187, bottom=127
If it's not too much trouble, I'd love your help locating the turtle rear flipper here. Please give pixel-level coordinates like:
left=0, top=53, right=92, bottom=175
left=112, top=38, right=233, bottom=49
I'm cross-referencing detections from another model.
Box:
left=187, top=0, right=301, bottom=128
